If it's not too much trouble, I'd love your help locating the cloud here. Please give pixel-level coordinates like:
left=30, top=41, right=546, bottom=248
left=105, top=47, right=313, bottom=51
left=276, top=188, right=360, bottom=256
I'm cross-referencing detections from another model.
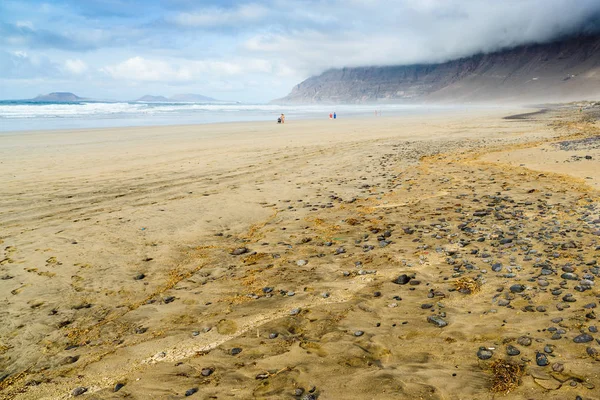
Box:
left=0, top=22, right=97, bottom=51
left=167, top=3, right=269, bottom=28
left=100, top=56, right=272, bottom=82
left=64, top=59, right=88, bottom=74
left=0, top=50, right=62, bottom=79
left=241, top=0, right=600, bottom=76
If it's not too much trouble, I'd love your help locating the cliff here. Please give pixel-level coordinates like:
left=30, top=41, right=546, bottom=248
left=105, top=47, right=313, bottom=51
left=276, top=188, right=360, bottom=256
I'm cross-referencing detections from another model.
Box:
left=273, top=35, right=600, bottom=104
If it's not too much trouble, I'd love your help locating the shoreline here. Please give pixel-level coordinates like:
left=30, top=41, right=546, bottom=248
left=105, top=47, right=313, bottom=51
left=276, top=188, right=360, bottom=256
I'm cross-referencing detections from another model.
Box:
left=1, top=105, right=599, bottom=399
left=0, top=104, right=528, bottom=135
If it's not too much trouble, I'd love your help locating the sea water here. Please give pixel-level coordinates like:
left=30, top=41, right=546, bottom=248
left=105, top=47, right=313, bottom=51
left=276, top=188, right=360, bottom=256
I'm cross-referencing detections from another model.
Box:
left=0, top=101, right=460, bottom=133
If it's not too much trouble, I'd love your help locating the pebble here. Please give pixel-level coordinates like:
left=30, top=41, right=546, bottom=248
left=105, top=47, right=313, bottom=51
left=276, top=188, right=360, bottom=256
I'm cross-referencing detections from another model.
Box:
left=510, top=284, right=525, bottom=293
left=427, top=315, right=448, bottom=327
left=231, top=347, right=242, bottom=355
left=506, top=345, right=520, bottom=356
left=354, top=330, right=364, bottom=337
left=536, top=352, right=549, bottom=366
left=269, top=333, right=279, bottom=339
left=114, top=383, right=125, bottom=392
left=561, top=272, right=579, bottom=280
left=477, top=347, right=493, bottom=360
left=393, top=274, right=411, bottom=285
left=231, top=247, right=249, bottom=255
left=517, top=336, right=532, bottom=346
left=290, top=308, right=301, bottom=315
left=296, top=260, right=308, bottom=266
left=185, top=387, right=198, bottom=396
left=201, top=368, right=214, bottom=377
left=573, top=333, right=594, bottom=343
left=134, top=273, right=145, bottom=280
left=72, top=387, right=87, bottom=397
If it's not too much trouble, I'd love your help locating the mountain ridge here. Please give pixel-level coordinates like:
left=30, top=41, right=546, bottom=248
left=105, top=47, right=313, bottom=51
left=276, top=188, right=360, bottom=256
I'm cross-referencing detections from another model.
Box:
left=273, top=34, right=600, bottom=104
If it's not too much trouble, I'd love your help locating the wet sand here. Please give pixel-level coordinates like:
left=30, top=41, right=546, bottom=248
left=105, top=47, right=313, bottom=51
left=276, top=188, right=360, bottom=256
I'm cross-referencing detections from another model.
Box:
left=1, top=107, right=599, bottom=399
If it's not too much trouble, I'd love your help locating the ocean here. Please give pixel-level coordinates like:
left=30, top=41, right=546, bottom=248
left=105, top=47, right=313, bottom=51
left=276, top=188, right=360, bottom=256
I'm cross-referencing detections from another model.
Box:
left=0, top=100, right=465, bottom=133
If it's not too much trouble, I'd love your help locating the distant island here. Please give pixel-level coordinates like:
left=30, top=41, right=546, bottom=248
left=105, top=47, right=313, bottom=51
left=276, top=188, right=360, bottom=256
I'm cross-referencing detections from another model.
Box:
left=29, top=92, right=85, bottom=102
left=135, top=95, right=170, bottom=102
left=9, top=92, right=230, bottom=104
left=134, top=93, right=219, bottom=103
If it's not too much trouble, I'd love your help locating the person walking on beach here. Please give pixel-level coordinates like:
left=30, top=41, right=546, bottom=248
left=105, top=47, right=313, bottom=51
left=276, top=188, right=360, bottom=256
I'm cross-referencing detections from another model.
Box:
left=281, top=113, right=285, bottom=123
left=329, top=113, right=333, bottom=119
left=333, top=112, right=337, bottom=119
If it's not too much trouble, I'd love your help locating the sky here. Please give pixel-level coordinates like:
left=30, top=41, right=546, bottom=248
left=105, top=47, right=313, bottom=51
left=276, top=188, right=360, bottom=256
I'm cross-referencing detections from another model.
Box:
left=1, top=0, right=599, bottom=103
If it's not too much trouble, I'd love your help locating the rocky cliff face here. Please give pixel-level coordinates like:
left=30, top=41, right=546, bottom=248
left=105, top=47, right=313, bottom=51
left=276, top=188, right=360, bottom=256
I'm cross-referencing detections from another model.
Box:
left=273, top=35, right=600, bottom=104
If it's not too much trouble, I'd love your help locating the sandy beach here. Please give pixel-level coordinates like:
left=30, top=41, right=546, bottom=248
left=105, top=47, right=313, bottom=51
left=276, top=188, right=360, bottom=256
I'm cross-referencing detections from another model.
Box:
left=1, top=107, right=599, bottom=399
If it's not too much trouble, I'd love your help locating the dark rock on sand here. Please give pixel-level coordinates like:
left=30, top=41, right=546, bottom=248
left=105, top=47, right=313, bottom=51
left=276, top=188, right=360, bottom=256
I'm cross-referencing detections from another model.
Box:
left=510, top=284, right=525, bottom=293
left=506, top=345, right=521, bottom=356
left=517, top=336, right=532, bottom=346
left=231, top=347, right=243, bottom=355
left=427, top=315, right=448, bottom=327
left=231, top=247, right=249, bottom=255
left=536, top=352, right=549, bottom=366
left=393, top=274, right=411, bottom=285
left=477, top=347, right=493, bottom=360
left=72, top=387, right=88, bottom=396
left=573, top=333, right=594, bottom=343
left=185, top=387, right=198, bottom=396
left=114, top=383, right=125, bottom=392
left=201, top=368, right=214, bottom=376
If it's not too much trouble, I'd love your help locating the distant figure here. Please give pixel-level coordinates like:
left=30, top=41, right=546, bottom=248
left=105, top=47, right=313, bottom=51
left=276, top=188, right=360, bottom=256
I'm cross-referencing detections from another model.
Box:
left=333, top=112, right=337, bottom=119
left=277, top=116, right=282, bottom=123
left=281, top=113, right=285, bottom=123
left=329, top=113, right=333, bottom=119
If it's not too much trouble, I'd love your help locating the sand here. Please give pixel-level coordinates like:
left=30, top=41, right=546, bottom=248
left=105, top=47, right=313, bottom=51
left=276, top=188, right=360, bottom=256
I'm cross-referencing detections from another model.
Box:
left=1, top=107, right=599, bottom=399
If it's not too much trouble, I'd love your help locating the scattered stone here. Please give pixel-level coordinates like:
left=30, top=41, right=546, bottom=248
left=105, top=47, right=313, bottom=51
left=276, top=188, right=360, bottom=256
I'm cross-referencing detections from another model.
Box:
left=296, top=260, right=308, bottom=266
left=427, top=315, right=448, bottom=327
left=506, top=345, right=521, bottom=356
left=354, top=331, right=364, bottom=337
left=185, top=388, right=198, bottom=396
left=231, top=247, right=248, bottom=256
left=510, top=284, right=525, bottom=293
left=114, top=383, right=125, bottom=392
left=536, top=352, right=549, bottom=366
left=72, top=387, right=87, bottom=397
left=230, top=347, right=242, bottom=355
left=134, top=273, right=145, bottom=280
left=393, top=274, right=411, bottom=285
left=517, top=336, right=532, bottom=347
left=201, top=368, right=214, bottom=377
left=477, top=347, right=493, bottom=360
left=573, top=333, right=594, bottom=343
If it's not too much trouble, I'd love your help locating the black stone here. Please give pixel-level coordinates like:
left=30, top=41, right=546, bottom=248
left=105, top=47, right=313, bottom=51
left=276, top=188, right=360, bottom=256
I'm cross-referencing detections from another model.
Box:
left=477, top=347, right=493, bottom=360
left=506, top=345, right=520, bottom=356
left=114, top=383, right=125, bottom=392
left=536, top=352, right=549, bottom=366
left=393, top=274, right=411, bottom=285
left=574, top=334, right=594, bottom=343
